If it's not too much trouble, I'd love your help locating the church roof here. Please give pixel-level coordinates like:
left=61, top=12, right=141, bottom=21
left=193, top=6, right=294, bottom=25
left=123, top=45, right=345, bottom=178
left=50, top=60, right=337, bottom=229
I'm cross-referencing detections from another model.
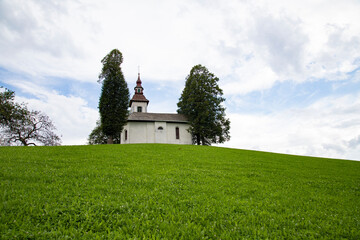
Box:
left=130, top=73, right=149, bottom=106
left=136, top=74, right=142, bottom=87
left=130, top=93, right=149, bottom=103
left=128, top=112, right=188, bottom=123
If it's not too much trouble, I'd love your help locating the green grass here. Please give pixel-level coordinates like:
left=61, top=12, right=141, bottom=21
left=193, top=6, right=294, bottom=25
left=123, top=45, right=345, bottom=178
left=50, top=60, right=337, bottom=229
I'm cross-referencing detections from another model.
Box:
left=1, top=144, right=359, bottom=239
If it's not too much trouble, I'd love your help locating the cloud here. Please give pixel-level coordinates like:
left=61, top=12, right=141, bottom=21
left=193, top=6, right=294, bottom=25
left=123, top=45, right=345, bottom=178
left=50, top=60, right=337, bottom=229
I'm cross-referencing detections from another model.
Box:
left=0, top=0, right=79, bottom=56
left=222, top=59, right=278, bottom=95
left=0, top=0, right=100, bottom=80
left=348, top=135, right=360, bottom=149
left=223, top=92, right=360, bottom=160
left=11, top=80, right=98, bottom=145
left=250, top=14, right=308, bottom=77
left=1, top=0, right=360, bottom=91
left=218, top=0, right=360, bottom=94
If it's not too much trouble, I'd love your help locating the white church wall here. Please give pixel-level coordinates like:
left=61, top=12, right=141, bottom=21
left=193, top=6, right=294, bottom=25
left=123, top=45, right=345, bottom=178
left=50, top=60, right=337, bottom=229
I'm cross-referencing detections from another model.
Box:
left=166, top=123, right=192, bottom=144
left=155, top=122, right=167, bottom=143
left=146, top=122, right=155, bottom=143
left=121, top=121, right=192, bottom=145
left=129, top=122, right=148, bottom=143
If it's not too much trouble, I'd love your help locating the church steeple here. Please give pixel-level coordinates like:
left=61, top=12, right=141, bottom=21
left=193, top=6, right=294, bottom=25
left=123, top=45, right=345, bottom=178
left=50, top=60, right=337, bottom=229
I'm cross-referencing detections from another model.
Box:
left=135, top=73, right=144, bottom=94
left=130, top=72, right=149, bottom=113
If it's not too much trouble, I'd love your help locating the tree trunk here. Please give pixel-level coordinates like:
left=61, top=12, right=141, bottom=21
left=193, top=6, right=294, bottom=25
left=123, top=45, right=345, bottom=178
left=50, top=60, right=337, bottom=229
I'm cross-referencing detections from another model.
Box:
left=107, top=136, right=113, bottom=144
left=196, top=134, right=200, bottom=145
left=20, top=138, right=28, bottom=146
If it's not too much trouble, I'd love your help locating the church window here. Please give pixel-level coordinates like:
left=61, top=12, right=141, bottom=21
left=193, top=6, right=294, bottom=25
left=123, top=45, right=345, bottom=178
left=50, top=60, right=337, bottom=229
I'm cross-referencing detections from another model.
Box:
left=137, top=106, right=142, bottom=112
left=176, top=127, right=180, bottom=139
left=125, top=130, right=128, bottom=140
left=158, top=126, right=163, bottom=130
left=137, top=88, right=141, bottom=93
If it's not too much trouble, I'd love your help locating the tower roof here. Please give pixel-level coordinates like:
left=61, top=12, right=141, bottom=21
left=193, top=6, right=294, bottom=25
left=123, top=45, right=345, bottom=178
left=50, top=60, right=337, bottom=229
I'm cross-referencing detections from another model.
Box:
left=130, top=73, right=149, bottom=106
left=136, top=73, right=142, bottom=87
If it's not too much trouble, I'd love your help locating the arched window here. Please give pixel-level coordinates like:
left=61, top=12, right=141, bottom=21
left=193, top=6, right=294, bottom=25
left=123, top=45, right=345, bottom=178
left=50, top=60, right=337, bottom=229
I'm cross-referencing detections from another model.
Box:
left=158, top=126, right=163, bottom=130
left=125, top=130, right=128, bottom=141
left=176, top=127, right=180, bottom=139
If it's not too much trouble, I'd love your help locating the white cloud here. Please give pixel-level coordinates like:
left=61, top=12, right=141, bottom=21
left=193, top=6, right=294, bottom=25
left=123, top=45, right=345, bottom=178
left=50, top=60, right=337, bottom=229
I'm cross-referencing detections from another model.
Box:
left=222, top=58, right=278, bottom=95
left=12, top=80, right=98, bottom=145
left=249, top=14, right=308, bottom=76
left=1, top=0, right=360, bottom=89
left=348, top=135, right=360, bottom=149
left=223, top=92, right=360, bottom=160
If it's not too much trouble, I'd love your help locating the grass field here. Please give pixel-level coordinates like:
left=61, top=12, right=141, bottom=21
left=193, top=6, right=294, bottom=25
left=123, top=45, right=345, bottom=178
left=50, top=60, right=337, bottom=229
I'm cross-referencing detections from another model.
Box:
left=1, top=144, right=359, bottom=239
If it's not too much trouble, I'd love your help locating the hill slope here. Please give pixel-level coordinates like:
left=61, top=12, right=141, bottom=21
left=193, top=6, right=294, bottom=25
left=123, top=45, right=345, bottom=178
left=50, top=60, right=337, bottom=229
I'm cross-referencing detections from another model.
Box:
left=1, top=144, right=359, bottom=239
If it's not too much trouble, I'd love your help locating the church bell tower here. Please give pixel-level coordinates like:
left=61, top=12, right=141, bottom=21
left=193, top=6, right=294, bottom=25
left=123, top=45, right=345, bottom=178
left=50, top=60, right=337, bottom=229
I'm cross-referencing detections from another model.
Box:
left=129, top=73, right=149, bottom=113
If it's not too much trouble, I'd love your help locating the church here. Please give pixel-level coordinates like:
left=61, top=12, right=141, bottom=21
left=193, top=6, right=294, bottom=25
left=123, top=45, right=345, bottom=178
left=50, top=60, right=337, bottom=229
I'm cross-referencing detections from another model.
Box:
left=120, top=74, right=192, bottom=144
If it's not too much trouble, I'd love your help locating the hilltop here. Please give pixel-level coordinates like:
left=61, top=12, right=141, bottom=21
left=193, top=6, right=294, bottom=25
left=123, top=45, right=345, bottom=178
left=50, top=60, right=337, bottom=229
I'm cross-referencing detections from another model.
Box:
left=1, top=144, right=359, bottom=238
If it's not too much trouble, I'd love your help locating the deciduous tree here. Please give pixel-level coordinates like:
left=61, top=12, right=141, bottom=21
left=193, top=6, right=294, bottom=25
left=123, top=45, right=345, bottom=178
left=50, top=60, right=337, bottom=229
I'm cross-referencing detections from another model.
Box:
left=0, top=87, right=61, bottom=146
left=177, top=65, right=230, bottom=145
left=98, top=49, right=130, bottom=144
left=88, top=119, right=120, bottom=145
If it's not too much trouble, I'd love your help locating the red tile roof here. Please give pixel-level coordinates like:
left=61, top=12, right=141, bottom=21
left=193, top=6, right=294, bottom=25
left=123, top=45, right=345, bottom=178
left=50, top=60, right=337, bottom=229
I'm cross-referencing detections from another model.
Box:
left=130, top=93, right=149, bottom=106
left=130, top=73, right=149, bottom=106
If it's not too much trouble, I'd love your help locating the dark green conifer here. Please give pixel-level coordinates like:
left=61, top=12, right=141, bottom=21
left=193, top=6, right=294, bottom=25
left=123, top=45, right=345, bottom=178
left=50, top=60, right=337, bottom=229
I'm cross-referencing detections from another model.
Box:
left=98, top=49, right=130, bottom=144
left=177, top=64, right=230, bottom=145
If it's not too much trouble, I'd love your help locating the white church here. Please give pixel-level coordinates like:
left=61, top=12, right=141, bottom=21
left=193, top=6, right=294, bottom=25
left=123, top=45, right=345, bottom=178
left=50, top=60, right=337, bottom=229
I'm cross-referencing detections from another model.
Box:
left=120, top=74, right=193, bottom=144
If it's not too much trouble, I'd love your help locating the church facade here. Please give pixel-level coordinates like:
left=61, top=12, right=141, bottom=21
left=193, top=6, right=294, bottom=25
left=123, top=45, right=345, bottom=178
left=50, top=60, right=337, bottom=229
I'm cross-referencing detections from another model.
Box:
left=120, top=74, right=192, bottom=144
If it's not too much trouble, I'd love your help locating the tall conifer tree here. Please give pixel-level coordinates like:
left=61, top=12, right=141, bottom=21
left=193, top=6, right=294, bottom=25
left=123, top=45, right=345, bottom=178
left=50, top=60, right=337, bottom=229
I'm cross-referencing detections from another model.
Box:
left=98, top=49, right=130, bottom=144
left=177, top=64, right=230, bottom=145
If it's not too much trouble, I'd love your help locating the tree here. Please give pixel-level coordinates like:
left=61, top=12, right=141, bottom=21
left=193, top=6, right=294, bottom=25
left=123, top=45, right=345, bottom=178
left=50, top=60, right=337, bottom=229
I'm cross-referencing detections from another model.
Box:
left=98, top=49, right=130, bottom=144
left=177, top=64, right=230, bottom=145
left=88, top=119, right=120, bottom=145
left=0, top=88, right=24, bottom=126
left=0, top=87, right=61, bottom=146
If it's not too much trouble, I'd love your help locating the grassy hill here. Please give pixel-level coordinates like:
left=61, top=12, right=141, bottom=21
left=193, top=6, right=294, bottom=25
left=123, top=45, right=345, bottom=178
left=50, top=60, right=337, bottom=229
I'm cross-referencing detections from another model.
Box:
left=1, top=144, right=359, bottom=239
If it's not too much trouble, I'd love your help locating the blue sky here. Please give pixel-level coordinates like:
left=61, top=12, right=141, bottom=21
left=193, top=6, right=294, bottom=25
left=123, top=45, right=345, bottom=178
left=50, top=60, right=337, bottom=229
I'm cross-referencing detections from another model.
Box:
left=1, top=0, right=360, bottom=160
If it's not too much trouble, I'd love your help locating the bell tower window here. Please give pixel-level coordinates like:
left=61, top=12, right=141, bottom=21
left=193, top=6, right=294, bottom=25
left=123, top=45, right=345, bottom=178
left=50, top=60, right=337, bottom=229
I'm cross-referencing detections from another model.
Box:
left=137, top=106, right=142, bottom=112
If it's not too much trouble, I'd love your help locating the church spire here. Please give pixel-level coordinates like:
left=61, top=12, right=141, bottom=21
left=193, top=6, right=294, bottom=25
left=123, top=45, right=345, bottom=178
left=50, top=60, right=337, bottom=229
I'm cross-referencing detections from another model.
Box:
left=135, top=72, right=144, bottom=93
left=129, top=70, right=149, bottom=112
left=136, top=72, right=142, bottom=89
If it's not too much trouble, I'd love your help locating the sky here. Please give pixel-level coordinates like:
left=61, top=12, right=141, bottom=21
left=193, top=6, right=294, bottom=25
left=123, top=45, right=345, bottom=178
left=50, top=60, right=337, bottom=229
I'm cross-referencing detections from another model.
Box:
left=1, top=0, right=360, bottom=160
